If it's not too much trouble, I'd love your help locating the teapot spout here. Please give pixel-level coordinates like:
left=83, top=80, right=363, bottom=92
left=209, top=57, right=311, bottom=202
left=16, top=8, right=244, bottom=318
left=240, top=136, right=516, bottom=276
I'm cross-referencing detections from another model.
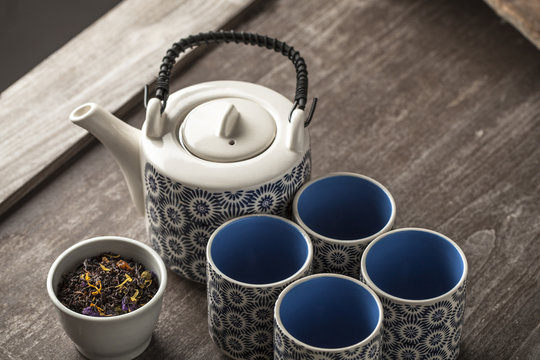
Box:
left=70, top=103, right=144, bottom=215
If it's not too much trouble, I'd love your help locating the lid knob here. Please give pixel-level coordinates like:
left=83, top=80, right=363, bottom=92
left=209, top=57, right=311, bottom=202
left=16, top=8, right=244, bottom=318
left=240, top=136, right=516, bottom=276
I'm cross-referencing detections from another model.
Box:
left=216, top=102, right=240, bottom=138
left=180, top=98, right=276, bottom=162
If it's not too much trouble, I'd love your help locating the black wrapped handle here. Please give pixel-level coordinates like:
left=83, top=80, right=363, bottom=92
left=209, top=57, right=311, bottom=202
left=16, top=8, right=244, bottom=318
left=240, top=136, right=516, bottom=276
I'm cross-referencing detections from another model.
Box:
left=146, top=30, right=317, bottom=126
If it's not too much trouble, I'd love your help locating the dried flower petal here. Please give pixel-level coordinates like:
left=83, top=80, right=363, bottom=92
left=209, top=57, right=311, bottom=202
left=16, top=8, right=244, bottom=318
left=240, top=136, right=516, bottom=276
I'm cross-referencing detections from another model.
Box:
left=139, top=270, right=153, bottom=288
left=140, top=271, right=152, bottom=280
left=130, top=289, right=139, bottom=303
left=99, top=263, right=111, bottom=271
left=82, top=306, right=100, bottom=317
left=90, top=280, right=102, bottom=295
left=116, top=260, right=133, bottom=271
left=115, top=274, right=133, bottom=288
left=121, top=297, right=136, bottom=312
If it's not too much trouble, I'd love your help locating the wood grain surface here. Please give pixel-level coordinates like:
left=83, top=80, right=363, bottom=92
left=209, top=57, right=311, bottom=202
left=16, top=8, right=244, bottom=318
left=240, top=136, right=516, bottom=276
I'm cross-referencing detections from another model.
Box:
left=1, top=0, right=539, bottom=359
left=484, top=0, right=540, bottom=49
left=0, top=0, right=256, bottom=218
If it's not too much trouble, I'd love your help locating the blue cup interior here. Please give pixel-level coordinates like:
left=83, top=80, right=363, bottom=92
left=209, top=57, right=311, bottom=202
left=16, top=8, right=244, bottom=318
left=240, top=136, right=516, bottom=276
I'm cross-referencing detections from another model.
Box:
left=210, top=216, right=309, bottom=284
left=365, top=230, right=465, bottom=300
left=279, top=276, right=380, bottom=349
left=296, top=175, right=393, bottom=240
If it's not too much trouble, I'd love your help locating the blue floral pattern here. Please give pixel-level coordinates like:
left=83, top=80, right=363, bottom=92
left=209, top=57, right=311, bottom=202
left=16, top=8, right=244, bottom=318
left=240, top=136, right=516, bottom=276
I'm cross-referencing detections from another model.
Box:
left=375, top=283, right=467, bottom=360
left=310, top=236, right=367, bottom=278
left=274, top=319, right=382, bottom=360
left=144, top=151, right=311, bottom=283
left=207, top=262, right=311, bottom=360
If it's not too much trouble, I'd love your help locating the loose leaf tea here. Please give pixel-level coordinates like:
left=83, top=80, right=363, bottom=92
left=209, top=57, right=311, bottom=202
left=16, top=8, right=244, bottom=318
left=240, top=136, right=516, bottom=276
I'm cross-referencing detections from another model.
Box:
left=57, top=253, right=159, bottom=317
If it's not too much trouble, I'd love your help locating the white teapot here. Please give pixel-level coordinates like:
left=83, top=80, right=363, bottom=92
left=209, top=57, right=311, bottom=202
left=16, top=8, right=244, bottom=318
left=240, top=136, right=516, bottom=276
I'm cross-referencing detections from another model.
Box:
left=69, top=31, right=317, bottom=283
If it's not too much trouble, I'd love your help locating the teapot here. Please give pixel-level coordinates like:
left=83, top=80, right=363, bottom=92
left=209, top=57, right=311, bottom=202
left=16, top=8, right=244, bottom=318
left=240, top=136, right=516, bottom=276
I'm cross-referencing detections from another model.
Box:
left=69, top=31, right=317, bottom=283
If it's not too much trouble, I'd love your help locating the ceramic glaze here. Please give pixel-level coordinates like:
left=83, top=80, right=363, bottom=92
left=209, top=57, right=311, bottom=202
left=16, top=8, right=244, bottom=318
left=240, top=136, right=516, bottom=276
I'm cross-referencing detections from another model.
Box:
left=274, top=274, right=383, bottom=360
left=360, top=228, right=468, bottom=360
left=206, top=215, right=312, bottom=360
left=274, top=320, right=382, bottom=360
left=145, top=151, right=310, bottom=283
left=293, top=173, right=395, bottom=277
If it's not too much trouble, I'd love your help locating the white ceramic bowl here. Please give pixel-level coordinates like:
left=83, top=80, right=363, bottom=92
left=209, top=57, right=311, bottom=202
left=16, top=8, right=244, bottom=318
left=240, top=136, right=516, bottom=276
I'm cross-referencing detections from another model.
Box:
left=47, top=236, right=167, bottom=360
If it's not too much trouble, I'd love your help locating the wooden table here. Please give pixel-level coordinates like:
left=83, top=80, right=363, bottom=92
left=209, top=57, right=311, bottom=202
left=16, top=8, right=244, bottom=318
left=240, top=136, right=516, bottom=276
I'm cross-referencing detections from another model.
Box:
left=1, top=0, right=539, bottom=359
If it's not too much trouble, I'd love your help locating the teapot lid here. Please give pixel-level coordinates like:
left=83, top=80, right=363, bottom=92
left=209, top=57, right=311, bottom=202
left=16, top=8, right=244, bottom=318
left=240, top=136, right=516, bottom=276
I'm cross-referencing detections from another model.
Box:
left=141, top=81, right=310, bottom=191
left=180, top=98, right=276, bottom=162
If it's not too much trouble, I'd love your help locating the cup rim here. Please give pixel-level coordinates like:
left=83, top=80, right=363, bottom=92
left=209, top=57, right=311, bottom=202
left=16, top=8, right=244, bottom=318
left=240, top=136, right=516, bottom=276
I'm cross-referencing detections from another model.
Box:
left=206, top=214, right=313, bottom=288
left=360, top=227, right=468, bottom=305
left=292, top=172, right=396, bottom=245
left=46, top=236, right=168, bottom=322
left=274, top=273, right=384, bottom=352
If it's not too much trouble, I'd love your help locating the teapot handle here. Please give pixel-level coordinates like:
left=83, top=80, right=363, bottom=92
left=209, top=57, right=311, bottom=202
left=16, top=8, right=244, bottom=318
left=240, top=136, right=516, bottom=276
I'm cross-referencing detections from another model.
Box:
left=145, top=30, right=317, bottom=127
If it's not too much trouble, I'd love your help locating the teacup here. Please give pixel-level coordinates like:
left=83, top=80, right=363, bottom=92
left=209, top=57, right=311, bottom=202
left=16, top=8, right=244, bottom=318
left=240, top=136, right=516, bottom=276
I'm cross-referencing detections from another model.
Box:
left=293, top=172, right=395, bottom=277
left=360, top=228, right=468, bottom=360
left=46, top=236, right=167, bottom=360
left=274, top=273, right=383, bottom=359
left=206, top=215, right=312, bottom=360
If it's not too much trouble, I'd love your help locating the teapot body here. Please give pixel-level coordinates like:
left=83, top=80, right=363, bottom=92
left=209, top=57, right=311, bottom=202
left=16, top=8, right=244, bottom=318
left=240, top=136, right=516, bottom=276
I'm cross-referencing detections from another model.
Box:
left=143, top=153, right=310, bottom=283
left=140, top=81, right=311, bottom=283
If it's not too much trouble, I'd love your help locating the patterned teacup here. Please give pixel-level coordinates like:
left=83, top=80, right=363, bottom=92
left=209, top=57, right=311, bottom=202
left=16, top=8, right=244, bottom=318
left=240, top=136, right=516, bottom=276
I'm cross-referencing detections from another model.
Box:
left=360, top=228, right=468, bottom=360
left=206, top=215, right=312, bottom=360
left=274, top=273, right=383, bottom=359
left=293, top=172, right=395, bottom=277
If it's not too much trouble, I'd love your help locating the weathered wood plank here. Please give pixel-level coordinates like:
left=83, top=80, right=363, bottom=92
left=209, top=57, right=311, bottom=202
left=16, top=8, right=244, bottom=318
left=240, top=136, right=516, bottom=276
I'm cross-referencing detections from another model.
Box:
left=484, top=0, right=540, bottom=49
left=1, top=0, right=539, bottom=359
left=0, top=0, right=256, bottom=218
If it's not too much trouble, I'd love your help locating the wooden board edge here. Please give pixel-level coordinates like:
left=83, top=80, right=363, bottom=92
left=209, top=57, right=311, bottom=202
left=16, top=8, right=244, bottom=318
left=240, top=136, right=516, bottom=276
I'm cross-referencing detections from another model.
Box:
left=0, top=0, right=265, bottom=219
left=483, top=0, right=540, bottom=49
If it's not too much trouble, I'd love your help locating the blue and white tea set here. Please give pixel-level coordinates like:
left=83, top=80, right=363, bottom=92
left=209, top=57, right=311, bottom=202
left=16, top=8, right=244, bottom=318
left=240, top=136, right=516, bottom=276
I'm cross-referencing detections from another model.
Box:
left=53, top=31, right=468, bottom=360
